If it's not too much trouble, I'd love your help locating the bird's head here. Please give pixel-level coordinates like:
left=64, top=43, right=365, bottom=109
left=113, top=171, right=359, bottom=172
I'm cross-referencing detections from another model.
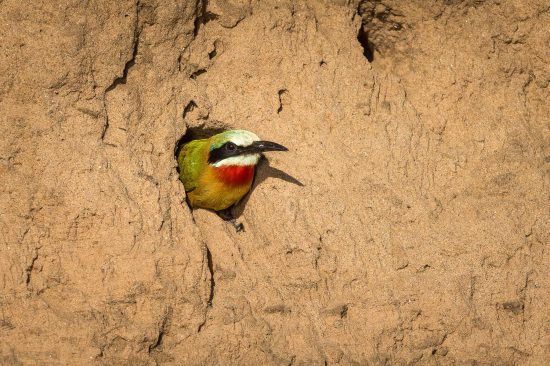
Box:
left=207, top=130, right=288, bottom=167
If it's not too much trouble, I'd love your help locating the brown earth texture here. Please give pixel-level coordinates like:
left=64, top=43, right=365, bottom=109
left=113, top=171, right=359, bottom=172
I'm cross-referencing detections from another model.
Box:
left=1, top=0, right=549, bottom=365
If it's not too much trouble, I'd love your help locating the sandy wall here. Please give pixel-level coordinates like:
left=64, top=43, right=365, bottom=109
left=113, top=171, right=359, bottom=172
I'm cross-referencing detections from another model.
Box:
left=0, top=0, right=548, bottom=364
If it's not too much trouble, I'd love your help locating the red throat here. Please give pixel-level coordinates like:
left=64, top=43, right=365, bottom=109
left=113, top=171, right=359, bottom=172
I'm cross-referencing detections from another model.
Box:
left=215, top=165, right=255, bottom=186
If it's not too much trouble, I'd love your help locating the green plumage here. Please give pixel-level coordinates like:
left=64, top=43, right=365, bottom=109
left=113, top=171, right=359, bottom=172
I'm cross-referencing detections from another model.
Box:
left=177, top=129, right=287, bottom=212
left=178, top=138, right=208, bottom=193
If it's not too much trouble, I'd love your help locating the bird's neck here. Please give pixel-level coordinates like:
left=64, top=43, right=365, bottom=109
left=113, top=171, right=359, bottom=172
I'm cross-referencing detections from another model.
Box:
left=214, top=164, right=255, bottom=186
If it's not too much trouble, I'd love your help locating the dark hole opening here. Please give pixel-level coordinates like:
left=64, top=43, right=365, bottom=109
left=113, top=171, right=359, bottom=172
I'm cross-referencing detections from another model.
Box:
left=190, top=68, right=207, bottom=80
left=193, top=0, right=219, bottom=37
left=357, top=26, right=374, bottom=62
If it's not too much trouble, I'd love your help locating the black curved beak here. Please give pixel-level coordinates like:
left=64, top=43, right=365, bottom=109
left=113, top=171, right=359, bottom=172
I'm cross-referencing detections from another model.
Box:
left=249, top=140, right=288, bottom=153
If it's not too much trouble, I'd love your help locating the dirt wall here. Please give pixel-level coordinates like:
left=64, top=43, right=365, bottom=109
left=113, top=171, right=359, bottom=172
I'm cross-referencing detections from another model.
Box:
left=0, top=0, right=548, bottom=364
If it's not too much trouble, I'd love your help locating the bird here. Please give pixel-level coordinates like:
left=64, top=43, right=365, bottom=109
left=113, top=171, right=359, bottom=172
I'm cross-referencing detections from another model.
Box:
left=177, top=129, right=288, bottom=222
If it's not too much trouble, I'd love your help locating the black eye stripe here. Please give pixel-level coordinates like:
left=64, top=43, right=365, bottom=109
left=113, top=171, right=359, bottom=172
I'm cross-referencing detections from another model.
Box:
left=208, top=142, right=243, bottom=164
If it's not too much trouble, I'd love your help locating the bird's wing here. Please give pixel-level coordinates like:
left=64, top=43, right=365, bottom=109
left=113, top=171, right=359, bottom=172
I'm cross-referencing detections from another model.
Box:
left=178, top=139, right=207, bottom=193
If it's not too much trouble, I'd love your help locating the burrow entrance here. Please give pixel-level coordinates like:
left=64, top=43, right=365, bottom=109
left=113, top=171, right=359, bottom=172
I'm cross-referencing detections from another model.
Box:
left=357, top=25, right=374, bottom=63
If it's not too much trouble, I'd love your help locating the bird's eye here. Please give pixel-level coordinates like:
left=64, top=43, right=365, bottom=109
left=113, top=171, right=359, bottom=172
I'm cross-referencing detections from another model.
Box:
left=225, top=142, right=237, bottom=151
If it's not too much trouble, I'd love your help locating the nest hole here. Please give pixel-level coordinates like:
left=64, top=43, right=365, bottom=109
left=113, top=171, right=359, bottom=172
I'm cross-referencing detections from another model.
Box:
left=357, top=26, right=374, bottom=62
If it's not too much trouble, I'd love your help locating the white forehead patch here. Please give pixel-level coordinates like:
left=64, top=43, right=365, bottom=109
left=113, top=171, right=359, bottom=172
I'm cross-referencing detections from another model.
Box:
left=228, top=130, right=260, bottom=147
left=212, top=154, right=260, bottom=167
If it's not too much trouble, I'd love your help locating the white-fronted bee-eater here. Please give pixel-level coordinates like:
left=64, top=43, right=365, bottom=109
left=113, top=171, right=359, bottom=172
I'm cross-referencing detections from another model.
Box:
left=177, top=130, right=288, bottom=216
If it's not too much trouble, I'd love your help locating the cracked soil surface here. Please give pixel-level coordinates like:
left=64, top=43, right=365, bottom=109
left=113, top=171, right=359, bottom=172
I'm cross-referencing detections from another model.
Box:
left=0, top=0, right=549, bottom=364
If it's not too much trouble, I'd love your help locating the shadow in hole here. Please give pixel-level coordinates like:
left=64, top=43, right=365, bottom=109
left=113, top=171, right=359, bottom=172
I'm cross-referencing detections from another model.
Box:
left=357, top=25, right=374, bottom=62
left=233, top=156, right=304, bottom=219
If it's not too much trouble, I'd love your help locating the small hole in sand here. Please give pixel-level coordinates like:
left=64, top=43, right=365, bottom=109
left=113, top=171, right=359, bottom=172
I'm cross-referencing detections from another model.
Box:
left=190, top=68, right=207, bottom=80
left=357, top=26, right=374, bottom=62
